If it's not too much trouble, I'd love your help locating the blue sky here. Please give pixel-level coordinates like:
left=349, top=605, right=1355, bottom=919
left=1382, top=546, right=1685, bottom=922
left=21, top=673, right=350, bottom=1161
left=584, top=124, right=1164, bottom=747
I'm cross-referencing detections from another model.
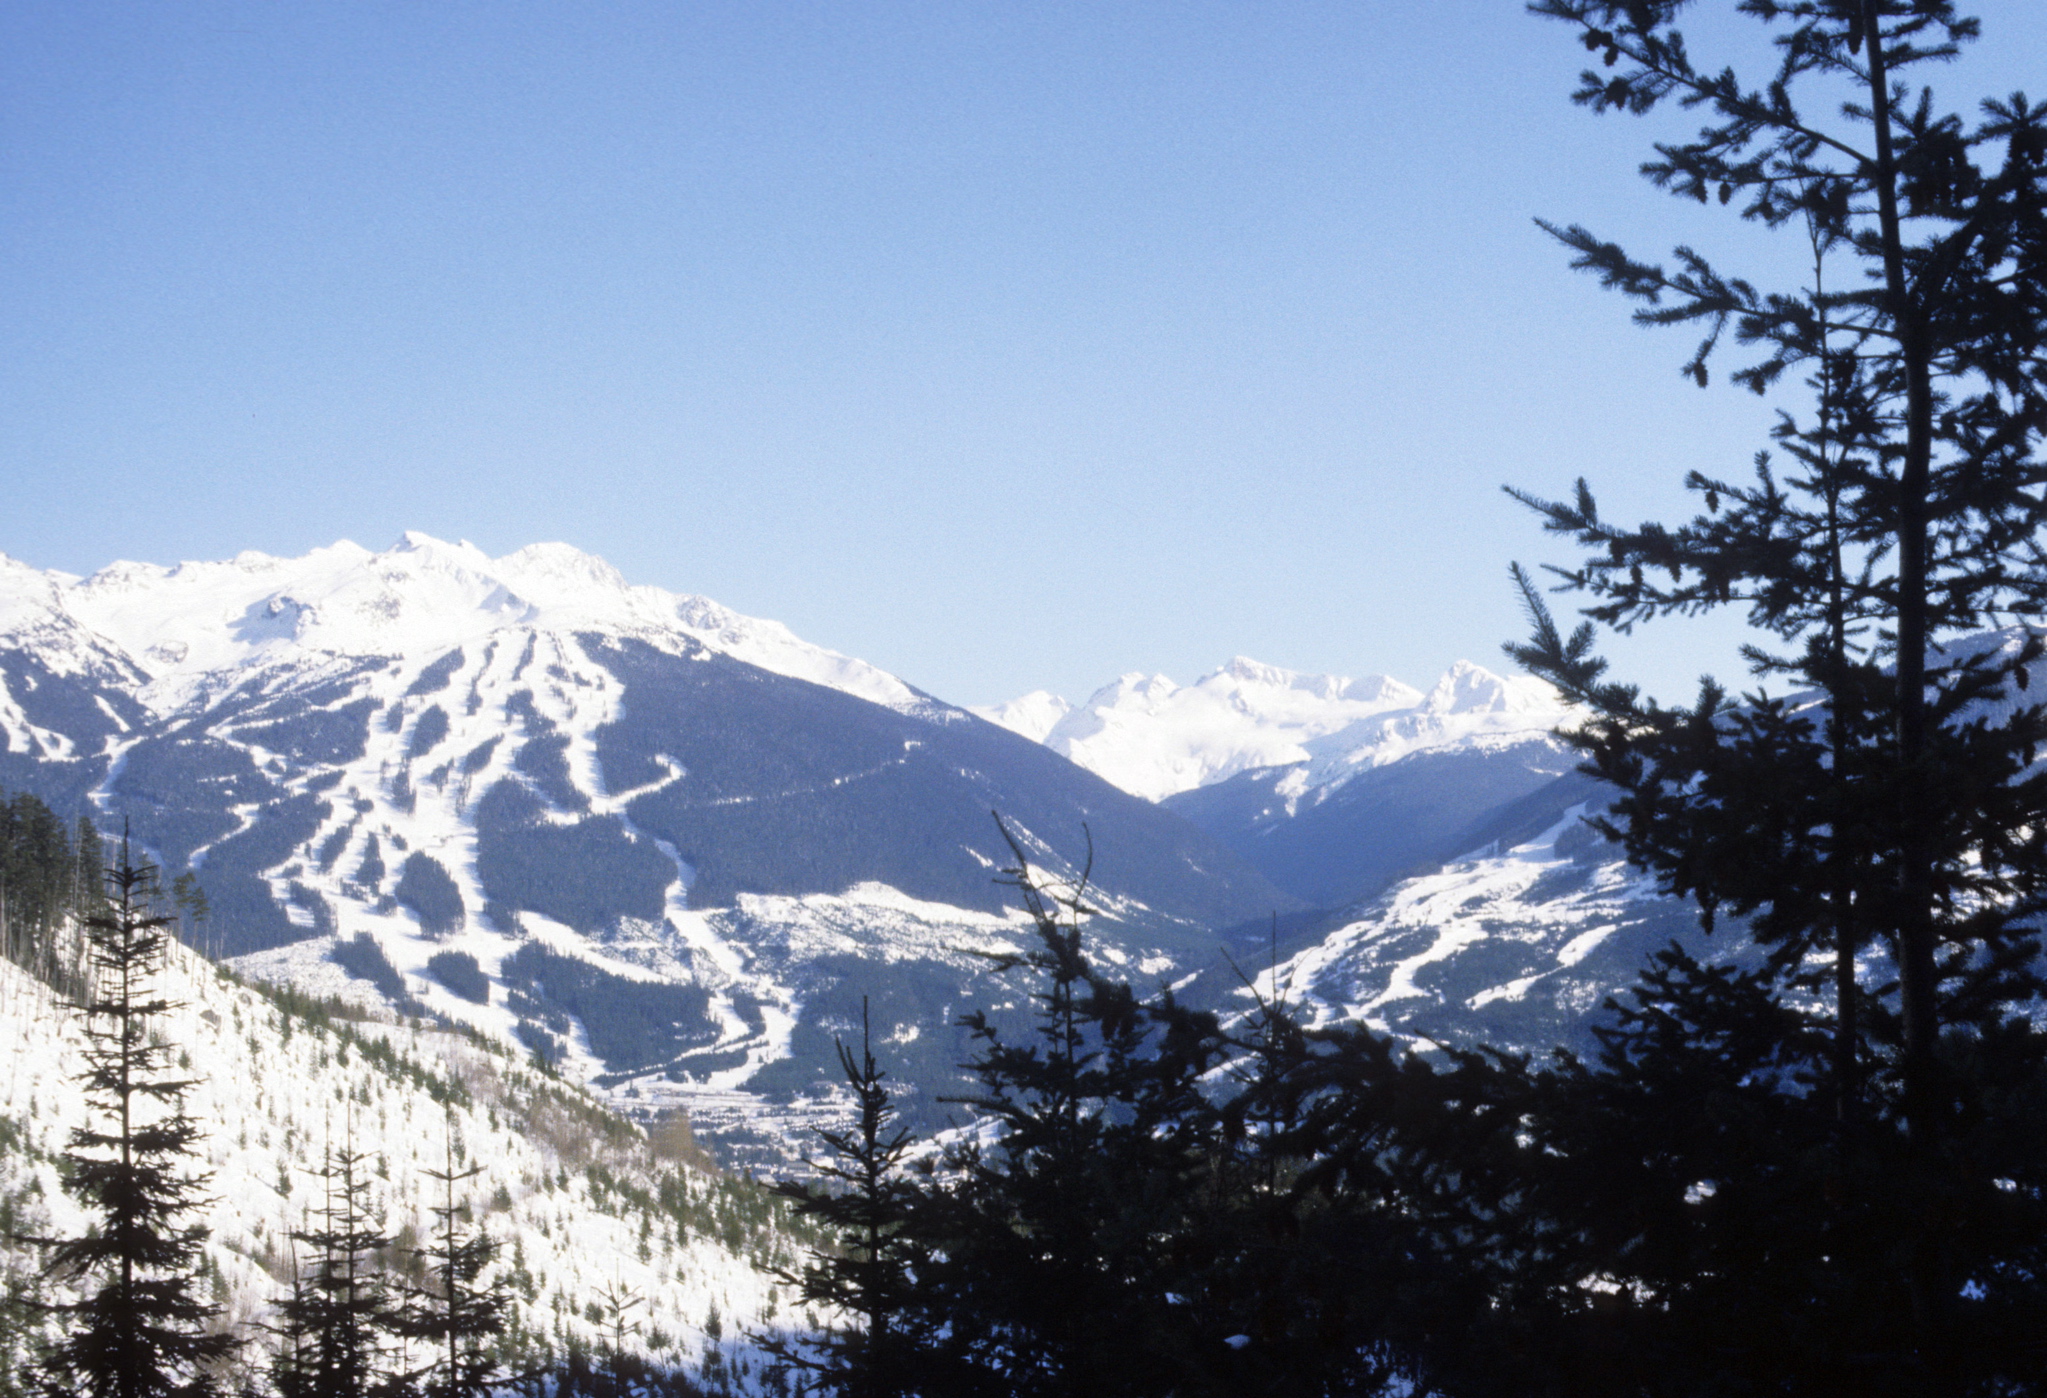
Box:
left=5, top=2, right=2041, bottom=707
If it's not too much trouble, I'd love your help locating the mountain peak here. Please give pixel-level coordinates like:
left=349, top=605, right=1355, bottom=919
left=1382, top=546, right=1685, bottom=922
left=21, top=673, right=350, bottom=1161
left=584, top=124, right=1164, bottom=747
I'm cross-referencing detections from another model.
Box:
left=969, top=689, right=1074, bottom=743
left=1014, top=658, right=1429, bottom=801
left=1423, top=660, right=1561, bottom=716
left=1099, top=671, right=1180, bottom=705
left=985, top=656, right=1571, bottom=801
left=502, top=538, right=623, bottom=575
left=1204, top=656, right=1419, bottom=707
left=2, top=536, right=919, bottom=716
left=1216, top=655, right=1290, bottom=685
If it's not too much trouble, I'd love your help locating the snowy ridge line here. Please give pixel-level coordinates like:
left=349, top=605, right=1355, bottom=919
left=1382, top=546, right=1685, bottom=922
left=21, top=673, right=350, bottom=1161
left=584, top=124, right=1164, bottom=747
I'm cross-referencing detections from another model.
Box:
left=977, top=654, right=1574, bottom=801
left=0, top=533, right=922, bottom=718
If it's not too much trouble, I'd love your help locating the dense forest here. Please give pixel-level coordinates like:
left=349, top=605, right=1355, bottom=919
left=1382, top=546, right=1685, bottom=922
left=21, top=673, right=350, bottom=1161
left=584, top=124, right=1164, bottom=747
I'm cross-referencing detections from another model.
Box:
left=0, top=790, right=101, bottom=993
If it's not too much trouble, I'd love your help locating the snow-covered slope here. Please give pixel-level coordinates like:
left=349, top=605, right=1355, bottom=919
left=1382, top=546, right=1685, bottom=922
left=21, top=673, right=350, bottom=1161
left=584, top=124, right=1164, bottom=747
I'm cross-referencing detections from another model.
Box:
left=1180, top=778, right=1738, bottom=1060
left=26, top=533, right=920, bottom=716
left=967, top=690, right=1071, bottom=745
left=0, top=535, right=1295, bottom=1167
left=980, top=656, right=1569, bottom=803
left=0, top=935, right=811, bottom=1395
left=1272, top=807, right=1700, bottom=1047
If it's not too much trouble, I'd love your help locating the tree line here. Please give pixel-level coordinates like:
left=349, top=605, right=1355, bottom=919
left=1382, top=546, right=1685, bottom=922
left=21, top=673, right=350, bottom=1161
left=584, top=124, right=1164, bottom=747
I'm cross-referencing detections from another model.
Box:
left=0, top=790, right=103, bottom=995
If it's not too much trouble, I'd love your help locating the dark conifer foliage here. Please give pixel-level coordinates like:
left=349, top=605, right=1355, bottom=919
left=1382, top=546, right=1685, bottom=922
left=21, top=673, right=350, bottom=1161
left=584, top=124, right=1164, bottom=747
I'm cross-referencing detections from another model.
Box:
left=272, top=1134, right=401, bottom=1398
left=1496, top=1, right=2047, bottom=1389
left=391, top=1120, right=513, bottom=1398
left=265, top=1269, right=320, bottom=1398
left=906, top=819, right=1237, bottom=1398
left=1508, top=0, right=2047, bottom=1124
left=0, top=789, right=95, bottom=992
left=393, top=854, right=463, bottom=940
left=31, top=834, right=235, bottom=1398
left=587, top=1277, right=647, bottom=1398
left=762, top=998, right=925, bottom=1398
left=1193, top=971, right=1505, bottom=1398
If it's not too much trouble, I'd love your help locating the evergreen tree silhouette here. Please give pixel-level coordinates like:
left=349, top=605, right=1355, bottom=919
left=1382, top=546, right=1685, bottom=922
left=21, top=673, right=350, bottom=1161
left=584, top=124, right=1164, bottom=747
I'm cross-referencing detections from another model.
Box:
left=586, top=1278, right=643, bottom=1398
left=761, top=997, right=926, bottom=1398
left=31, top=832, right=235, bottom=1398
left=1513, top=0, right=2047, bottom=1130
left=907, top=816, right=1232, bottom=1398
left=274, top=1129, right=404, bottom=1398
left=1504, top=3, right=2047, bottom=1390
left=391, top=1118, right=512, bottom=1398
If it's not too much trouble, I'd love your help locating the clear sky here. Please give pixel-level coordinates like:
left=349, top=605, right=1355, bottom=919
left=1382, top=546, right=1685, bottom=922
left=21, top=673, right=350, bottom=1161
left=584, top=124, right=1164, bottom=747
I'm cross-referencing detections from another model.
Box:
left=5, top=2, right=2042, bottom=709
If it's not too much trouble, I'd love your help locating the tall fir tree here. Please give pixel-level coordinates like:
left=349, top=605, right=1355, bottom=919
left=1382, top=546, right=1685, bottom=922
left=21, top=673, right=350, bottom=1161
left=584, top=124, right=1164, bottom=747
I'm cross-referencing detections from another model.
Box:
left=762, top=997, right=927, bottom=1398
left=391, top=1118, right=513, bottom=1398
left=32, top=832, right=235, bottom=1398
left=266, top=1262, right=322, bottom=1398
left=272, top=1130, right=404, bottom=1398
left=905, top=818, right=1233, bottom=1398
left=1504, top=1, right=2047, bottom=1390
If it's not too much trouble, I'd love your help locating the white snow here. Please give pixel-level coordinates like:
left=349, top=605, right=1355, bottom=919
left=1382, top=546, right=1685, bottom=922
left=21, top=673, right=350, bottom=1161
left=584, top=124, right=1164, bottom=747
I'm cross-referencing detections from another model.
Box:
left=1, top=533, right=920, bottom=716
left=1269, top=804, right=1653, bottom=1031
left=982, top=654, right=1572, bottom=801
left=969, top=690, right=1073, bottom=744
left=0, top=934, right=806, bottom=1393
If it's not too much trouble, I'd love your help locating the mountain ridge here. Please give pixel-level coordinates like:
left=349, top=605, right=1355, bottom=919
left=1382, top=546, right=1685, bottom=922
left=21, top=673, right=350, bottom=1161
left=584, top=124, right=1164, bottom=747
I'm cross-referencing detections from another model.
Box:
left=0, top=535, right=1301, bottom=1164
left=973, top=653, right=1571, bottom=802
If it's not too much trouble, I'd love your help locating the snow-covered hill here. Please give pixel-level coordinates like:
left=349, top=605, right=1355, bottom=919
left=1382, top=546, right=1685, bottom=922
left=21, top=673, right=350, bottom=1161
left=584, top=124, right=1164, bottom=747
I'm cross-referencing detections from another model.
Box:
left=0, top=934, right=812, bottom=1395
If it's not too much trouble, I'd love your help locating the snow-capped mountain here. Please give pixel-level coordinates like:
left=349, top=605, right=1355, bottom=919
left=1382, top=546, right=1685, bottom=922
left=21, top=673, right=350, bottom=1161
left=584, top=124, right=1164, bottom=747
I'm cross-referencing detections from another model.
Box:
left=0, top=935, right=807, bottom=1395
left=976, top=656, right=1570, bottom=803
left=0, top=535, right=1296, bottom=1164
left=977, top=655, right=1577, bottom=910
left=12, top=533, right=920, bottom=715
left=1196, top=771, right=1732, bottom=1058
left=968, top=690, right=1072, bottom=745
left=976, top=657, right=1416, bottom=802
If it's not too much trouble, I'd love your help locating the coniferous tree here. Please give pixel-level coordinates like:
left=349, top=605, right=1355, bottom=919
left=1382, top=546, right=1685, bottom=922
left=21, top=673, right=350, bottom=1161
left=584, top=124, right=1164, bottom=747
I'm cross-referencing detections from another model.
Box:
left=762, top=998, right=925, bottom=1398
left=67, top=816, right=104, bottom=992
left=266, top=1262, right=322, bottom=1398
left=0, top=791, right=83, bottom=985
left=31, top=833, right=235, bottom=1398
left=1501, top=2, right=2047, bottom=1390
left=1193, top=957, right=1431, bottom=1398
left=273, top=1132, right=404, bottom=1398
left=907, top=818, right=1232, bottom=1398
left=1511, top=0, right=2047, bottom=1126
left=391, top=1120, right=512, bottom=1398
left=585, top=1277, right=638, bottom=1398
left=168, top=874, right=210, bottom=960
